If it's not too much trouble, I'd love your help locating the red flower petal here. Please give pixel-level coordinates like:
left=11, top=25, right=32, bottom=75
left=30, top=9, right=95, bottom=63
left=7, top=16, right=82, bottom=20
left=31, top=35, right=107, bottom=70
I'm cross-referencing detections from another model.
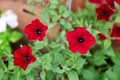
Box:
left=24, top=19, right=48, bottom=41
left=111, top=24, right=120, bottom=41
left=114, top=0, right=120, bottom=5
left=106, top=0, right=116, bottom=10
left=66, top=27, right=96, bottom=54
left=98, top=33, right=107, bottom=41
left=14, top=46, right=36, bottom=70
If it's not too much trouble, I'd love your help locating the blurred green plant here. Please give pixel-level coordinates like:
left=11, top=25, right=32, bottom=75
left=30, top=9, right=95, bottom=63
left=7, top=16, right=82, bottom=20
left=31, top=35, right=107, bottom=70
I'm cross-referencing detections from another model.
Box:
left=0, top=27, right=22, bottom=56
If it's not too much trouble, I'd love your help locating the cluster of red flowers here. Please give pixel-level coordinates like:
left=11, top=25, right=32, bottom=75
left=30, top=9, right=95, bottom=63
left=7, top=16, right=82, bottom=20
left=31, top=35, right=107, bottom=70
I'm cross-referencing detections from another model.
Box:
left=13, top=0, right=120, bottom=71
left=14, top=19, right=48, bottom=70
left=13, top=19, right=96, bottom=70
left=88, top=0, right=120, bottom=41
left=89, top=0, right=120, bottom=21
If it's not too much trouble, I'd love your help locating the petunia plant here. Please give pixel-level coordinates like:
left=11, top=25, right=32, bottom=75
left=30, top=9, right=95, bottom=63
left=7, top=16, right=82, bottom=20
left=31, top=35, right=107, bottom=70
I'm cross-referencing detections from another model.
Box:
left=1, top=0, right=120, bottom=80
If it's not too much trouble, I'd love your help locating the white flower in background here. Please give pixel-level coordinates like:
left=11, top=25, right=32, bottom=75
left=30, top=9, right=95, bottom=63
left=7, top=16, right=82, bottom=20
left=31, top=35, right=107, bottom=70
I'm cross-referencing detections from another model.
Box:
left=0, top=10, right=19, bottom=33
left=0, top=17, right=6, bottom=32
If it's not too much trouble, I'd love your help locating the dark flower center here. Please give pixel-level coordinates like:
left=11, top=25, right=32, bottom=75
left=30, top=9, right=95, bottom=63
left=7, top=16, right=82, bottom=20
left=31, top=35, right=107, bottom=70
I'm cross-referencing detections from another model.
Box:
left=103, top=11, right=109, bottom=16
left=111, top=3, right=114, bottom=7
left=58, top=64, right=63, bottom=70
left=36, top=29, right=41, bottom=34
left=24, top=56, right=30, bottom=62
left=78, top=38, right=84, bottom=43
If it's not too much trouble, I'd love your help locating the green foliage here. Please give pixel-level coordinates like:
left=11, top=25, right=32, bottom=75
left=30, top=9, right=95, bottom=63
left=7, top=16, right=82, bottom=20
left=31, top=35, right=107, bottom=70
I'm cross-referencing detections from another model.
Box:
left=40, top=70, right=46, bottom=80
left=1, top=0, right=120, bottom=80
left=67, top=70, right=79, bottom=80
left=103, top=39, right=111, bottom=49
left=9, top=31, right=23, bottom=43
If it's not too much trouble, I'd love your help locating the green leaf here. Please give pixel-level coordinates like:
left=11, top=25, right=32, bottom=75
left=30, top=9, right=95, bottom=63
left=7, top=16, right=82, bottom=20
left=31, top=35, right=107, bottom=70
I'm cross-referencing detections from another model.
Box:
left=113, top=65, right=120, bottom=75
left=2, top=74, right=9, bottom=80
left=8, top=58, right=15, bottom=70
left=59, top=5, right=66, bottom=14
left=46, top=71, right=54, bottom=80
left=106, top=68, right=119, bottom=80
left=26, top=74, right=35, bottom=80
left=10, top=71, right=20, bottom=80
left=104, top=48, right=115, bottom=57
left=41, top=70, right=46, bottom=80
left=53, top=52, right=64, bottom=65
left=104, top=22, right=113, bottom=29
left=9, top=31, right=22, bottom=43
left=48, top=10, right=58, bottom=16
left=67, top=70, right=79, bottom=80
left=49, top=0, right=59, bottom=4
left=88, top=50, right=106, bottom=66
left=52, top=45, right=62, bottom=53
left=62, top=10, right=71, bottom=18
left=49, top=42, right=60, bottom=48
left=27, top=0, right=34, bottom=3
left=32, top=40, right=44, bottom=53
left=103, top=39, right=111, bottom=49
left=115, top=15, right=120, bottom=23
left=0, top=69, right=4, bottom=80
left=48, top=23, right=57, bottom=30
left=42, top=54, right=52, bottom=70
left=82, top=70, right=95, bottom=80
left=41, top=10, right=50, bottom=24
left=0, top=58, right=7, bottom=70
left=0, top=51, right=6, bottom=56
left=74, top=59, right=86, bottom=72
left=0, top=39, right=4, bottom=45
left=49, top=4, right=58, bottom=9
left=112, top=54, right=120, bottom=65
left=52, top=15, right=60, bottom=22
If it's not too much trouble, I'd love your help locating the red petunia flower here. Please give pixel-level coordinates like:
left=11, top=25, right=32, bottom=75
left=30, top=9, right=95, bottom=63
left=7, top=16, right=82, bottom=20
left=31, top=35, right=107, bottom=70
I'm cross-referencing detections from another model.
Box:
left=14, top=46, right=36, bottom=70
left=106, top=0, right=116, bottom=10
left=24, top=19, right=48, bottom=41
left=96, top=4, right=114, bottom=21
left=88, top=0, right=103, bottom=5
left=110, top=24, right=120, bottom=41
left=98, top=33, right=107, bottom=41
left=114, top=0, right=120, bottom=5
left=66, top=27, right=96, bottom=54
